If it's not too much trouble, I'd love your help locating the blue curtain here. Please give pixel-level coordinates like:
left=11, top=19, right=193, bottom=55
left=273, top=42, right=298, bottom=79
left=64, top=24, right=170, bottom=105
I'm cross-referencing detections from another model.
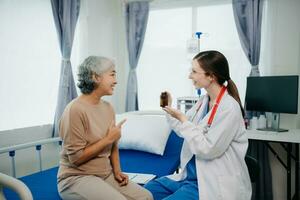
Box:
left=51, top=0, right=80, bottom=137
left=233, top=1, right=273, bottom=199
left=125, top=1, right=149, bottom=111
left=232, top=0, right=262, bottom=76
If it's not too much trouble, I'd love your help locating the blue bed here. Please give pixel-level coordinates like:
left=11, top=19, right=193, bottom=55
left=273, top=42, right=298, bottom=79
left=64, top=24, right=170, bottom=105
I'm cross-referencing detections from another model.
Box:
left=3, top=131, right=183, bottom=200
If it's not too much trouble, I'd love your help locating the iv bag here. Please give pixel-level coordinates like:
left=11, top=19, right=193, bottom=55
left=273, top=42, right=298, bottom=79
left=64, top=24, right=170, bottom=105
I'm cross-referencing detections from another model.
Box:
left=186, top=37, right=199, bottom=61
left=187, top=37, right=199, bottom=54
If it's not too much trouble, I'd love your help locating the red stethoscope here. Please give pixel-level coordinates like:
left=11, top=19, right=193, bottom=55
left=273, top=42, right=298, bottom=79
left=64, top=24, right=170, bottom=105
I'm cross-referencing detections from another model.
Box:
left=191, top=86, right=227, bottom=134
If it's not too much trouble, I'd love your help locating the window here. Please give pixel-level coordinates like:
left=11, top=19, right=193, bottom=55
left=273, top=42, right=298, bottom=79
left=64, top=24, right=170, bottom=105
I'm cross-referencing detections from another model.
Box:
left=137, top=2, right=250, bottom=110
left=137, top=7, right=193, bottom=110
left=0, top=0, right=61, bottom=130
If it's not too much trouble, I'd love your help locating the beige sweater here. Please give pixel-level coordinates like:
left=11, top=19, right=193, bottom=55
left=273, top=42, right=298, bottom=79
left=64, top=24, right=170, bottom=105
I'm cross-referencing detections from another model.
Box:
left=57, top=97, right=115, bottom=182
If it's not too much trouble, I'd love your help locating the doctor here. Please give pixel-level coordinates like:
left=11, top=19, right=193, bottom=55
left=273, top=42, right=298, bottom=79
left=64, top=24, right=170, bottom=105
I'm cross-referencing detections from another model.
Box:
left=145, top=50, right=252, bottom=200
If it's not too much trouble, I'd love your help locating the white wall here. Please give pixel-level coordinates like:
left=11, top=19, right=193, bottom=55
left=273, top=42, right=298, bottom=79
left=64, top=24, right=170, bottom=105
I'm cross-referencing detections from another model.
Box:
left=260, top=0, right=300, bottom=130
left=259, top=0, right=300, bottom=199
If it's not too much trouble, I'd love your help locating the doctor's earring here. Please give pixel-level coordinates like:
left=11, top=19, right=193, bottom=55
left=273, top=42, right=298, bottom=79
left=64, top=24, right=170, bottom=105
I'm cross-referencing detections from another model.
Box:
left=223, top=80, right=228, bottom=87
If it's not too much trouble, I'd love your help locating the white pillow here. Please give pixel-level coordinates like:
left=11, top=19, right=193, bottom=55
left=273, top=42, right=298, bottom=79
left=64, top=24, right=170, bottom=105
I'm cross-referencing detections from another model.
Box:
left=115, top=114, right=171, bottom=155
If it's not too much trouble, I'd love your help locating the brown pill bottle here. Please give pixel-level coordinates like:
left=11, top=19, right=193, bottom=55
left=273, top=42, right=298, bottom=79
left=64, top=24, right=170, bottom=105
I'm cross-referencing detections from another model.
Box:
left=160, top=92, right=168, bottom=107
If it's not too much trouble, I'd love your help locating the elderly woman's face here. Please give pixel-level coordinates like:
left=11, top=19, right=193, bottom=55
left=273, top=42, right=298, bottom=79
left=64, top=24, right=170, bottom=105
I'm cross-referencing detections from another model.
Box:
left=97, top=68, right=117, bottom=95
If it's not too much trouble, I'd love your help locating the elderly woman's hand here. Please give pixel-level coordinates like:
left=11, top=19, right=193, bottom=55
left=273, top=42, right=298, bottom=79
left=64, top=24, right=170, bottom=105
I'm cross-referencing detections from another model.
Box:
left=163, top=106, right=188, bottom=123
left=106, top=119, right=126, bottom=143
left=113, top=170, right=129, bottom=186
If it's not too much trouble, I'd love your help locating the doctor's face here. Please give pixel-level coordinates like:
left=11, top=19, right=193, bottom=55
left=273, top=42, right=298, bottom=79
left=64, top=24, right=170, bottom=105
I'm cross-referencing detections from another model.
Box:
left=189, top=60, right=213, bottom=89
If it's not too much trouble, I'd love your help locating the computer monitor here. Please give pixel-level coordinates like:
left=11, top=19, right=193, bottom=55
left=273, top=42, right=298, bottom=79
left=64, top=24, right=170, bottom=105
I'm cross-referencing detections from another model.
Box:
left=245, top=75, right=299, bottom=132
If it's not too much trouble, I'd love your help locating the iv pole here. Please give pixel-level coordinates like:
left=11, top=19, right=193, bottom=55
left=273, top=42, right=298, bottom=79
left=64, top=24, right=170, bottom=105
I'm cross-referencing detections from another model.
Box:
left=195, top=32, right=202, bottom=98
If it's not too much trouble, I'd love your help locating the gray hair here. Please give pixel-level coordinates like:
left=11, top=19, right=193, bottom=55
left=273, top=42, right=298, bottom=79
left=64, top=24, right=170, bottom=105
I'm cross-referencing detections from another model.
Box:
left=77, top=56, right=115, bottom=94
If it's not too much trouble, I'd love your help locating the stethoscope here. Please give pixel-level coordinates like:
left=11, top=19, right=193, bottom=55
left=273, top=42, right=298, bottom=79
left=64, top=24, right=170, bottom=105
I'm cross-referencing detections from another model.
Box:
left=191, top=86, right=227, bottom=134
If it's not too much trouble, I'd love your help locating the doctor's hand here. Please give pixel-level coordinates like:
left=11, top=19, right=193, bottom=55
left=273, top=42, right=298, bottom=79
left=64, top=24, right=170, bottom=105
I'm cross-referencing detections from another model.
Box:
left=113, top=171, right=129, bottom=186
left=165, top=92, right=172, bottom=106
left=163, top=106, right=188, bottom=123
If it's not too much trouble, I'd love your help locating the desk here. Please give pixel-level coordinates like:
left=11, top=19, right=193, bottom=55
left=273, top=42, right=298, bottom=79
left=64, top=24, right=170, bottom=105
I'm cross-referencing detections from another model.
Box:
left=246, top=129, right=300, bottom=200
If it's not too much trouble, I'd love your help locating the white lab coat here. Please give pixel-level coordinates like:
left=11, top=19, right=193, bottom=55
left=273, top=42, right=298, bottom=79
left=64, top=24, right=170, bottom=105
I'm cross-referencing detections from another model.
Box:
left=166, top=92, right=252, bottom=200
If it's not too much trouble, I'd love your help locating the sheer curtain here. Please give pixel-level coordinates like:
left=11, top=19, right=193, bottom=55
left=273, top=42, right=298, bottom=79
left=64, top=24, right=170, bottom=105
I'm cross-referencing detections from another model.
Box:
left=0, top=0, right=60, bottom=131
left=51, top=0, right=80, bottom=137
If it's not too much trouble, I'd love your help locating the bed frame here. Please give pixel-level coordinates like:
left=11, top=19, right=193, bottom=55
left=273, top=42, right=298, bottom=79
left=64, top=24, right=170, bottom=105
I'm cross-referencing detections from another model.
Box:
left=0, top=111, right=183, bottom=200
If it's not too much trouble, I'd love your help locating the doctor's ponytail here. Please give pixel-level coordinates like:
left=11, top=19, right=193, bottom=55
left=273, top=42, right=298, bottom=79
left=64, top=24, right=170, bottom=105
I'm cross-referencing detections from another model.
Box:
left=227, top=79, right=245, bottom=118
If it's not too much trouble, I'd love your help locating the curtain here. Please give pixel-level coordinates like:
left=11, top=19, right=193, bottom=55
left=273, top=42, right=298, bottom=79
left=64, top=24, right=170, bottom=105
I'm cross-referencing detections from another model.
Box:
left=232, top=0, right=273, bottom=199
left=232, top=0, right=262, bottom=76
left=125, top=1, right=149, bottom=111
left=51, top=0, right=80, bottom=137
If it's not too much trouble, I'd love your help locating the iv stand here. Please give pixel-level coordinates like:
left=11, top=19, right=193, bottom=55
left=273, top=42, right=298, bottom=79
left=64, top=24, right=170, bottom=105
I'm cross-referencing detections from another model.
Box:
left=195, top=32, right=202, bottom=97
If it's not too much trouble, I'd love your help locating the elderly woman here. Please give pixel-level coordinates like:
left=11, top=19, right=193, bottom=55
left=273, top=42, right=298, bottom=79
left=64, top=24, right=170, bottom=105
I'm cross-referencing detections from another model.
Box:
left=57, top=56, right=153, bottom=200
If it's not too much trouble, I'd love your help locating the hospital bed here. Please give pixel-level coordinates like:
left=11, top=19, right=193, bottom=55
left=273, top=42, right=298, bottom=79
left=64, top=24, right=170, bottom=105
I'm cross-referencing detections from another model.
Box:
left=0, top=111, right=183, bottom=200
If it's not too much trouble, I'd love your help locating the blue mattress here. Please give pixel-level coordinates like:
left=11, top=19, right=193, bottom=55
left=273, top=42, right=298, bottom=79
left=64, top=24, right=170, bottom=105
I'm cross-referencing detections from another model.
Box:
left=120, top=131, right=183, bottom=177
left=4, top=167, right=61, bottom=200
left=4, top=131, right=183, bottom=200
